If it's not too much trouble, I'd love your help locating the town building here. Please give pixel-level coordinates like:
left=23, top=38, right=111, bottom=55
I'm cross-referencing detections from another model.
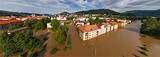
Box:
left=110, top=21, right=118, bottom=30
left=78, top=24, right=107, bottom=40
left=102, top=23, right=111, bottom=32
left=75, top=21, right=90, bottom=26
left=0, top=16, right=46, bottom=30
left=0, top=19, right=23, bottom=30
left=47, top=23, right=52, bottom=28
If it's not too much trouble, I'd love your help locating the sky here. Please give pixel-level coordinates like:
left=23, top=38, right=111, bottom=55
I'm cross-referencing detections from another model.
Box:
left=0, top=0, right=159, bottom=14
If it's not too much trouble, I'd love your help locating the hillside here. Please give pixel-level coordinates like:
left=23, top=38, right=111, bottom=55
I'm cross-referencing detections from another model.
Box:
left=75, top=9, right=122, bottom=15
left=0, top=10, right=50, bottom=16
left=125, top=9, right=160, bottom=16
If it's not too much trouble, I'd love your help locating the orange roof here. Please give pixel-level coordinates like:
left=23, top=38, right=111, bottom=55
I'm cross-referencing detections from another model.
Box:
left=0, top=19, right=22, bottom=25
left=110, top=21, right=118, bottom=25
left=28, top=17, right=37, bottom=20
left=78, top=25, right=99, bottom=32
left=36, top=16, right=46, bottom=19
left=0, top=16, right=10, bottom=20
left=73, top=19, right=80, bottom=21
left=0, top=20, right=9, bottom=25
left=9, top=19, right=23, bottom=23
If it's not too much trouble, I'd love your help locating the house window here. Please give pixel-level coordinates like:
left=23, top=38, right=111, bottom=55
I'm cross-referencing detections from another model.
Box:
left=85, top=33, right=88, bottom=40
left=97, top=31, right=99, bottom=35
left=85, top=33, right=88, bottom=36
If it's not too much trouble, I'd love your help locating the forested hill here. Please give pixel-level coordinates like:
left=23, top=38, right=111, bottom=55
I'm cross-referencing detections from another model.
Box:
left=75, top=9, right=122, bottom=15
left=125, top=9, right=160, bottom=17
left=0, top=10, right=50, bottom=16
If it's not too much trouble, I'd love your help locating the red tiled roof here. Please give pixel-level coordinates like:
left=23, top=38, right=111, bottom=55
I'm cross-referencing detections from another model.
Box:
left=28, top=17, right=37, bottom=20
left=9, top=19, right=23, bottom=23
left=0, top=20, right=9, bottom=25
left=102, top=23, right=110, bottom=26
left=78, top=25, right=99, bottom=32
left=36, top=16, right=46, bottom=19
left=0, top=19, right=22, bottom=25
left=110, top=21, right=118, bottom=25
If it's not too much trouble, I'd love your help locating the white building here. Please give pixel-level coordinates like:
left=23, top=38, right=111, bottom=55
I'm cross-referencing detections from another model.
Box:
left=77, top=17, right=89, bottom=21
left=78, top=24, right=107, bottom=40
left=110, top=25, right=114, bottom=31
left=110, top=21, right=118, bottom=30
left=47, top=23, right=52, bottom=28
left=102, top=23, right=111, bottom=32
left=75, top=21, right=90, bottom=26
left=56, top=15, right=67, bottom=20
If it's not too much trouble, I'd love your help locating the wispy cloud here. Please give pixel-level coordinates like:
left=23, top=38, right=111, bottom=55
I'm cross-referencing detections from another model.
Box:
left=0, top=0, right=159, bottom=14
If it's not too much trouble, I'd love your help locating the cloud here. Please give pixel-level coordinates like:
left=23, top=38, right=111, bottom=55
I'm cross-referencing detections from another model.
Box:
left=0, top=0, right=159, bottom=14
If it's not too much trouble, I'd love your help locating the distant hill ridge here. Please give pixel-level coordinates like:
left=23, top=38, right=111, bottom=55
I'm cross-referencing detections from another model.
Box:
left=75, top=9, right=122, bottom=15
left=0, top=10, right=50, bottom=16
left=124, top=9, right=160, bottom=16
left=0, top=9, right=160, bottom=17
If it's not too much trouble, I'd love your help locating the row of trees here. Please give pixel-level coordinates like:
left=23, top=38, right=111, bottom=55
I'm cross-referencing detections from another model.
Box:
left=50, top=19, right=60, bottom=31
left=54, top=25, right=68, bottom=45
left=0, top=30, right=42, bottom=57
left=140, top=18, right=160, bottom=37
left=49, top=19, right=72, bottom=55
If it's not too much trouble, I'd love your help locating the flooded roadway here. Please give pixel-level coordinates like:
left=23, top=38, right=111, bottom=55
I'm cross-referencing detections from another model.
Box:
left=38, top=20, right=160, bottom=57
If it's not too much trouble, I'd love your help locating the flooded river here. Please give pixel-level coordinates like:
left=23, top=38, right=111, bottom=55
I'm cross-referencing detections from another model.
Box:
left=0, top=20, right=160, bottom=57
left=37, top=20, right=160, bottom=57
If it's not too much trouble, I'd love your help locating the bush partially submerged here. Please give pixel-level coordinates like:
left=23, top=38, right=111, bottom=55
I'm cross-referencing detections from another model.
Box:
left=50, top=47, right=59, bottom=55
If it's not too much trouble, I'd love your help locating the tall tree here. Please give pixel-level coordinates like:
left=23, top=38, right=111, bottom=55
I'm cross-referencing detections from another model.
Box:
left=0, top=30, right=41, bottom=57
left=34, top=20, right=45, bottom=30
left=50, top=19, right=60, bottom=31
left=23, top=20, right=32, bottom=27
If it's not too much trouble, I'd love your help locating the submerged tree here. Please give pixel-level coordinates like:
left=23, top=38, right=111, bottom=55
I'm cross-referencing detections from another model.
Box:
left=23, top=20, right=32, bottom=27
left=50, top=19, right=60, bottom=31
left=33, top=20, right=46, bottom=30
left=140, top=18, right=160, bottom=36
left=54, top=25, right=68, bottom=45
left=0, top=30, right=41, bottom=57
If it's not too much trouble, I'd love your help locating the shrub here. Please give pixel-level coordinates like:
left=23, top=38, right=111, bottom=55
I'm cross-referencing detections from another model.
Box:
left=50, top=47, right=59, bottom=55
left=138, top=51, right=148, bottom=56
left=67, top=35, right=72, bottom=49
left=28, top=52, right=37, bottom=57
left=139, top=47, right=149, bottom=52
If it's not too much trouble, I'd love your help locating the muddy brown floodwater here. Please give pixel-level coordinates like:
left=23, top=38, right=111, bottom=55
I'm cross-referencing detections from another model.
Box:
left=35, top=20, right=159, bottom=57
left=0, top=20, right=160, bottom=57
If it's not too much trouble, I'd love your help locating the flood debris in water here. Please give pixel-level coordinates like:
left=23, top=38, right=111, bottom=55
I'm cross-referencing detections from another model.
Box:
left=138, top=46, right=149, bottom=52
left=137, top=50, right=148, bottom=56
